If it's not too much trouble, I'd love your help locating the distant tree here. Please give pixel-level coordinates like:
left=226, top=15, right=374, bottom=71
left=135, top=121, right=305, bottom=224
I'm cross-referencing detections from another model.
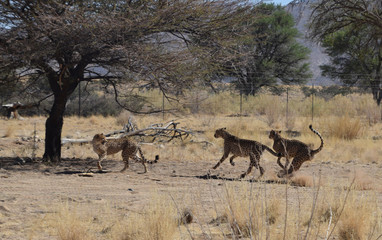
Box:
left=218, top=4, right=311, bottom=95
left=0, top=0, right=253, bottom=162
left=309, top=0, right=382, bottom=105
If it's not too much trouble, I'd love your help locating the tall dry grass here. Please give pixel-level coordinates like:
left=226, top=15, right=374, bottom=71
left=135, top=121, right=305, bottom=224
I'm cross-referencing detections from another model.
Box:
left=222, top=182, right=282, bottom=238
left=114, top=194, right=178, bottom=240
left=35, top=203, right=96, bottom=240
left=325, top=115, right=364, bottom=140
left=28, top=177, right=382, bottom=240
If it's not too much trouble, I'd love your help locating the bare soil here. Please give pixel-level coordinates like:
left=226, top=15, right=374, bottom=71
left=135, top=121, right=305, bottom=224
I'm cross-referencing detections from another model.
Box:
left=1, top=137, right=382, bottom=239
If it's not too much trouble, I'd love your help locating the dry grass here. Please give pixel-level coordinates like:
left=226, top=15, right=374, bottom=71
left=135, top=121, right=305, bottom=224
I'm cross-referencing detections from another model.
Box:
left=290, top=173, right=315, bottom=187
left=223, top=182, right=281, bottom=238
left=1, top=90, right=382, bottom=240
left=3, top=125, right=16, bottom=138
left=325, top=115, right=363, bottom=140
left=55, top=205, right=94, bottom=240
left=351, top=169, right=376, bottom=191
left=336, top=191, right=379, bottom=240
left=34, top=203, right=96, bottom=240
left=114, top=194, right=178, bottom=240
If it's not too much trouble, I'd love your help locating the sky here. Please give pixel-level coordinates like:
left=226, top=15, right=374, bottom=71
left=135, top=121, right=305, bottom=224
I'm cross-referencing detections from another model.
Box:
left=268, top=0, right=291, bottom=5
left=254, top=0, right=292, bottom=6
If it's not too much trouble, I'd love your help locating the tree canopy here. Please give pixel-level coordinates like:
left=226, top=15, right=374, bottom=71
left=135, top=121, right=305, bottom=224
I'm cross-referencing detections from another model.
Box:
left=309, top=0, right=382, bottom=105
left=218, top=4, right=311, bottom=95
left=0, top=0, right=254, bottom=161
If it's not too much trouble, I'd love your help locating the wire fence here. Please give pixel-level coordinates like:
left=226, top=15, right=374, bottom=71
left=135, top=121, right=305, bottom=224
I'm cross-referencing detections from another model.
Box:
left=2, top=83, right=382, bottom=126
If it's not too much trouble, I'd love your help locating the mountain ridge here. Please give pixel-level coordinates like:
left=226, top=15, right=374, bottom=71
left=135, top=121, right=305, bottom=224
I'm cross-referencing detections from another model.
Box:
left=284, top=0, right=336, bottom=86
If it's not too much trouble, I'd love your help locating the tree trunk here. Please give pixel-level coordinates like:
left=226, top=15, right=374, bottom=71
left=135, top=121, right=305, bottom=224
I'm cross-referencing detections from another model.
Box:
left=42, top=93, right=68, bottom=162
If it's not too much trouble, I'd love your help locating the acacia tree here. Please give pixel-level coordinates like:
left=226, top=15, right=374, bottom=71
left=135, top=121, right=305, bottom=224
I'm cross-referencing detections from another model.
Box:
left=219, top=4, right=311, bottom=95
left=310, top=0, right=382, bottom=105
left=0, top=0, right=253, bottom=162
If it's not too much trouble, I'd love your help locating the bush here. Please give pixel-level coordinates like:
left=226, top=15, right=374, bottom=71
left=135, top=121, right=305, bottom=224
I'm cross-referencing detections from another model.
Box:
left=326, top=116, right=363, bottom=140
left=224, top=183, right=280, bottom=238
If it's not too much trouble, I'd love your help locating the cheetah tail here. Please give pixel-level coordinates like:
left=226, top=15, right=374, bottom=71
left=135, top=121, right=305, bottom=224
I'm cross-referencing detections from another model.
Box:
left=263, top=145, right=280, bottom=157
left=138, top=146, right=159, bottom=164
left=309, top=125, right=324, bottom=155
left=137, top=146, right=147, bottom=163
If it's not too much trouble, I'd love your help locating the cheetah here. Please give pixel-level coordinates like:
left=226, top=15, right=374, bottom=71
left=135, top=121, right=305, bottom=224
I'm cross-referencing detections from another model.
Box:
left=212, top=128, right=280, bottom=179
left=92, top=133, right=159, bottom=173
left=269, top=125, right=323, bottom=177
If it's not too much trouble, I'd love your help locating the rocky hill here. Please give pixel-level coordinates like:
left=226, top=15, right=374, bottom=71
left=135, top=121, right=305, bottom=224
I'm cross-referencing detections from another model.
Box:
left=285, top=0, right=335, bottom=85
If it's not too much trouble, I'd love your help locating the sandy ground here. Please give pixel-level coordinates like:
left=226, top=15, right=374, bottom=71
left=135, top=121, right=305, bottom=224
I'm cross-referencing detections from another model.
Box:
left=1, top=134, right=382, bottom=240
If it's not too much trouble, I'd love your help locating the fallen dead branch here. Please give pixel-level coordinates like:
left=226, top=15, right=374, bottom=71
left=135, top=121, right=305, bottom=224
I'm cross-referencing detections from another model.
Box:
left=61, top=120, right=205, bottom=146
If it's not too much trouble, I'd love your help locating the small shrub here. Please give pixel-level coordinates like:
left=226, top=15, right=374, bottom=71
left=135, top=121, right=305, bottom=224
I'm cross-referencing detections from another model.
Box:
left=285, top=110, right=296, bottom=131
left=328, top=95, right=357, bottom=117
left=253, top=95, right=283, bottom=126
left=290, top=174, right=314, bottom=187
left=351, top=170, right=375, bottom=191
left=201, top=92, right=238, bottom=115
left=224, top=183, right=280, bottom=238
left=301, top=96, right=328, bottom=117
left=327, top=116, right=363, bottom=140
left=118, top=195, right=178, bottom=240
left=336, top=188, right=377, bottom=240
left=115, top=111, right=136, bottom=127
left=4, top=125, right=15, bottom=137
left=338, top=215, right=363, bottom=240
left=55, top=204, right=93, bottom=240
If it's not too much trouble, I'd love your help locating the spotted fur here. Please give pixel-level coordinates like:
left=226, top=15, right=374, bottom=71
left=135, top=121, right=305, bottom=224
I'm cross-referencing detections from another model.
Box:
left=269, top=125, right=323, bottom=177
left=212, top=128, right=280, bottom=179
left=92, top=133, right=159, bottom=173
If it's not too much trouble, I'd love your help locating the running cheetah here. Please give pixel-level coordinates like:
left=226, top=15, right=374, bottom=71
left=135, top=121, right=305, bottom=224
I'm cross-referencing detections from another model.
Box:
left=92, top=133, right=159, bottom=173
left=212, top=128, right=280, bottom=179
left=269, top=125, right=323, bottom=177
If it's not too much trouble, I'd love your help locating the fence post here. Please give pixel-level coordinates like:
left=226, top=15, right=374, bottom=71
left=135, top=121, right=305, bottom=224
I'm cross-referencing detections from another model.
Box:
left=162, top=91, right=165, bottom=120
left=311, top=83, right=314, bottom=123
left=240, top=90, right=243, bottom=116
left=286, top=87, right=289, bottom=127
left=78, top=81, right=81, bottom=117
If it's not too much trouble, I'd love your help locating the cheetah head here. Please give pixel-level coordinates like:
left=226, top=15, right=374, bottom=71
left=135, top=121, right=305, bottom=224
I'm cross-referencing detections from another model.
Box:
left=92, top=133, right=107, bottom=144
left=269, top=130, right=281, bottom=140
left=214, top=128, right=227, bottom=138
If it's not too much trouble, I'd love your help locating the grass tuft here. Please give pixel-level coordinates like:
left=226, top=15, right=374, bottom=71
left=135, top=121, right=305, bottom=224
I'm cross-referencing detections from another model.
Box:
left=290, top=174, right=314, bottom=187
left=117, top=195, right=178, bottom=240
left=327, top=115, right=363, bottom=140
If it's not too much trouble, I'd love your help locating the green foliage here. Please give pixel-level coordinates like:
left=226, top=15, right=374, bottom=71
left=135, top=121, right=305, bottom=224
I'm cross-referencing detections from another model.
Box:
left=300, top=86, right=318, bottom=98
left=310, top=0, right=382, bottom=105
left=320, top=27, right=380, bottom=86
left=220, top=3, right=311, bottom=95
left=301, top=85, right=356, bottom=100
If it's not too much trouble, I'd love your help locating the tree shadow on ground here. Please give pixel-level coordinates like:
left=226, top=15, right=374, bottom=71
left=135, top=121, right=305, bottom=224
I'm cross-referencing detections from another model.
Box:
left=0, top=156, right=118, bottom=174
left=173, top=173, right=289, bottom=185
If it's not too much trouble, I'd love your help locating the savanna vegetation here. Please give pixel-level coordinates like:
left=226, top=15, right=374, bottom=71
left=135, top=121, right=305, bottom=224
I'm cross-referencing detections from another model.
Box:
left=1, top=89, right=381, bottom=239
left=1, top=0, right=382, bottom=239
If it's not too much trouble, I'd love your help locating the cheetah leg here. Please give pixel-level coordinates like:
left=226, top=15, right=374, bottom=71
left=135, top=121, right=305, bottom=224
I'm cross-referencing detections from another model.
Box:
left=277, top=157, right=284, bottom=169
left=121, top=158, right=129, bottom=172
left=137, top=147, right=148, bottom=173
left=286, top=157, right=304, bottom=175
left=240, top=161, right=257, bottom=179
left=278, top=156, right=304, bottom=178
left=241, top=153, right=262, bottom=179
left=284, top=157, right=290, bottom=171
left=229, top=156, right=237, bottom=166
left=277, top=154, right=290, bottom=169
left=132, top=155, right=148, bottom=173
left=253, top=152, right=265, bottom=177
left=141, top=160, right=148, bottom=173
left=97, top=154, right=106, bottom=171
left=212, top=152, right=229, bottom=169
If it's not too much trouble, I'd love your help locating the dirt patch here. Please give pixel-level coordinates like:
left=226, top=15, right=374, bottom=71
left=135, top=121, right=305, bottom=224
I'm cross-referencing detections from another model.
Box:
left=1, top=153, right=382, bottom=239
